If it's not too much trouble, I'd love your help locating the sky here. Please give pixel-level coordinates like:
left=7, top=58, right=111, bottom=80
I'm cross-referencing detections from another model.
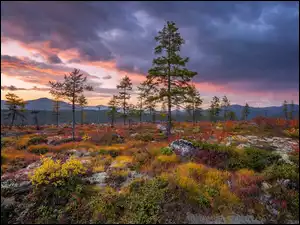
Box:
left=1, top=1, right=299, bottom=108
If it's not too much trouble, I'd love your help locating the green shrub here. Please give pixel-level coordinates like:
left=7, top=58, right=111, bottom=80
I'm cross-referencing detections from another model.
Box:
left=90, top=187, right=125, bottom=224
left=136, top=133, right=154, bottom=142
left=28, top=135, right=48, bottom=146
left=122, top=178, right=169, bottom=224
left=243, top=147, right=280, bottom=172
left=160, top=147, right=173, bottom=155
left=263, top=163, right=299, bottom=183
left=288, top=192, right=299, bottom=218
left=191, top=140, right=238, bottom=156
left=98, top=149, right=120, bottom=158
left=197, top=194, right=210, bottom=208
left=28, top=144, right=49, bottom=155
left=227, top=147, right=280, bottom=172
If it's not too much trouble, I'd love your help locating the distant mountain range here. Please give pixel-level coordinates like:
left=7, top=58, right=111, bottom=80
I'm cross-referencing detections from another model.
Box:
left=1, top=98, right=109, bottom=111
left=1, top=97, right=299, bottom=120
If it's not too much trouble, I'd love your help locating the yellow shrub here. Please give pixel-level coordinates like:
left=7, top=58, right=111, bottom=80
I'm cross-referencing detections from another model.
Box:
left=212, top=184, right=240, bottom=213
left=100, top=145, right=125, bottom=151
left=110, top=155, right=133, bottom=168
left=77, top=141, right=97, bottom=150
left=156, top=154, right=178, bottom=163
left=111, top=169, right=130, bottom=177
left=176, top=162, right=206, bottom=177
left=29, top=157, right=86, bottom=187
left=162, top=163, right=204, bottom=195
left=175, top=174, right=199, bottom=194
left=204, top=169, right=230, bottom=188
left=93, top=165, right=105, bottom=173
left=236, top=168, right=255, bottom=177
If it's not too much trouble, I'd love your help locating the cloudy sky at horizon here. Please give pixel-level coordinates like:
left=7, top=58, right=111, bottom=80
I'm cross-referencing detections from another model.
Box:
left=1, top=1, right=299, bottom=108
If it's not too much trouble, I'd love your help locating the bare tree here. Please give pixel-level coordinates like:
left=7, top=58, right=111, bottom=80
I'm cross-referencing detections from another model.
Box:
left=49, top=69, right=93, bottom=140
left=5, top=92, right=26, bottom=130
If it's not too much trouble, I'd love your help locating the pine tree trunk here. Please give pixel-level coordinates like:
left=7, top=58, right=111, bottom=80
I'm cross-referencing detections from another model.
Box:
left=123, top=97, right=126, bottom=126
left=81, top=108, right=83, bottom=125
left=56, top=112, right=59, bottom=127
left=192, top=108, right=195, bottom=126
left=167, top=67, right=171, bottom=136
left=111, top=113, right=114, bottom=128
left=72, top=99, right=75, bottom=141
left=10, top=111, right=16, bottom=130
left=35, top=115, right=39, bottom=130
left=140, top=100, right=142, bottom=126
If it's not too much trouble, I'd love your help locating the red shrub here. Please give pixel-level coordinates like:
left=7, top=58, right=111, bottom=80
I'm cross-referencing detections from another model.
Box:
left=194, top=150, right=228, bottom=169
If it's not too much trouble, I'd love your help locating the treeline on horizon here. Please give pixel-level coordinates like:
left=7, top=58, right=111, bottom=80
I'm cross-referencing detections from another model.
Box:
left=2, top=21, right=298, bottom=136
left=1, top=108, right=298, bottom=127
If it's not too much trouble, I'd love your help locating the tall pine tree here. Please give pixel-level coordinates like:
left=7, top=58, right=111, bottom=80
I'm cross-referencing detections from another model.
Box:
left=146, top=21, right=197, bottom=136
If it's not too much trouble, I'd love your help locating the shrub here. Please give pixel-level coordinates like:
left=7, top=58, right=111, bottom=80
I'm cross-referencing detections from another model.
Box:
left=156, top=154, right=178, bottom=163
left=30, top=157, right=86, bottom=187
left=283, top=128, right=299, bottom=138
left=243, top=147, right=280, bottom=172
left=160, top=147, right=173, bottom=155
left=136, top=133, right=154, bottom=142
left=28, top=135, right=48, bottom=146
left=173, top=163, right=206, bottom=195
left=1, top=137, right=15, bottom=149
left=203, top=168, right=230, bottom=189
left=233, top=169, right=263, bottom=199
left=194, top=150, right=229, bottom=169
left=91, top=155, right=112, bottom=172
left=82, top=133, right=91, bottom=141
left=133, top=150, right=152, bottom=170
left=49, top=137, right=81, bottom=146
left=76, top=142, right=97, bottom=150
left=228, top=147, right=280, bottom=172
left=98, top=149, right=120, bottom=158
left=110, top=156, right=133, bottom=169
left=89, top=187, right=125, bottom=224
left=29, top=157, right=87, bottom=203
left=28, top=144, right=49, bottom=155
left=263, top=163, right=299, bottom=183
left=192, top=127, right=201, bottom=133
left=16, top=136, right=31, bottom=149
left=121, top=178, right=169, bottom=224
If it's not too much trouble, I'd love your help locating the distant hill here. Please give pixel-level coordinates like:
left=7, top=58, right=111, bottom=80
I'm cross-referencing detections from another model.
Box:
left=1, top=98, right=299, bottom=125
left=1, top=98, right=109, bottom=111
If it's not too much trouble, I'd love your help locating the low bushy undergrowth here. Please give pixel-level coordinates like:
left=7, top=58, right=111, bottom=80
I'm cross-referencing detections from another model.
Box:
left=28, top=135, right=48, bottom=146
left=27, top=144, right=49, bottom=155
left=263, top=163, right=299, bottom=184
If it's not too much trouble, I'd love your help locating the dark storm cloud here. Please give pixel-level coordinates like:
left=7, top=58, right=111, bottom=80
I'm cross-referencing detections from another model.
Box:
left=1, top=1, right=299, bottom=92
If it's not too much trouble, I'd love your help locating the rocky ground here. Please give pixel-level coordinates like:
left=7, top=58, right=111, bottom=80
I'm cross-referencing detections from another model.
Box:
left=1, top=122, right=299, bottom=224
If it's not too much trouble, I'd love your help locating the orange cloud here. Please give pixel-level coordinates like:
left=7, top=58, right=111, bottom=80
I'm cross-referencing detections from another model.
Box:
left=1, top=55, right=102, bottom=85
